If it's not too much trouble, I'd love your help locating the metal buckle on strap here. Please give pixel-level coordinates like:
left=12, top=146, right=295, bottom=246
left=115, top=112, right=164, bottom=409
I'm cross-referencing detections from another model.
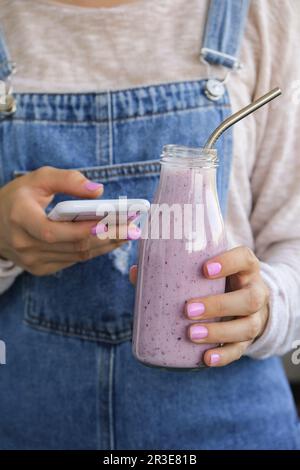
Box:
left=0, top=64, right=17, bottom=116
left=200, top=48, right=243, bottom=70
left=200, top=52, right=233, bottom=102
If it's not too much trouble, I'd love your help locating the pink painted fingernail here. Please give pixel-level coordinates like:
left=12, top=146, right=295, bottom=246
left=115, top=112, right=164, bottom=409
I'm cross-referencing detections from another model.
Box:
left=210, top=353, right=221, bottom=365
left=128, top=211, right=139, bottom=222
left=91, top=223, right=107, bottom=236
left=187, top=302, right=205, bottom=318
left=84, top=181, right=103, bottom=192
left=127, top=225, right=142, bottom=240
left=207, top=262, right=222, bottom=276
left=190, top=325, right=208, bottom=340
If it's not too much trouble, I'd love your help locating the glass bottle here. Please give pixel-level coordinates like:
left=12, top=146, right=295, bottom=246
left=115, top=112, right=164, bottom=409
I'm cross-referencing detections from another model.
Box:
left=132, top=145, right=227, bottom=370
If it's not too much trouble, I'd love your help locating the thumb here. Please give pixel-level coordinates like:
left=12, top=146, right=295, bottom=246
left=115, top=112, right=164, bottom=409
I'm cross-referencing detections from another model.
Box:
left=31, top=166, right=104, bottom=199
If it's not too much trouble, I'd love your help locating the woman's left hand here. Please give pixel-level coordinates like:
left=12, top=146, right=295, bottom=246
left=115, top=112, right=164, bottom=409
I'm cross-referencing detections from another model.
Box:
left=185, top=246, right=270, bottom=367
left=130, top=246, right=270, bottom=368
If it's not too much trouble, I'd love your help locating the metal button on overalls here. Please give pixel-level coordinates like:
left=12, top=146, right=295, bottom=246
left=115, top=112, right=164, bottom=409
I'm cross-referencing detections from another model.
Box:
left=205, top=78, right=225, bottom=101
left=0, top=93, right=16, bottom=115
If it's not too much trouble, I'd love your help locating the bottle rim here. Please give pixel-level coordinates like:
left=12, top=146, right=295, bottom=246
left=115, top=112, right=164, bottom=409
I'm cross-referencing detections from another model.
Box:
left=161, top=145, right=218, bottom=168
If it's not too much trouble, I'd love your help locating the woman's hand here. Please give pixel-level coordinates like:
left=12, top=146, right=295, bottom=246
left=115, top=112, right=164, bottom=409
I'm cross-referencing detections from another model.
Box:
left=0, top=166, right=133, bottom=276
left=130, top=246, right=270, bottom=367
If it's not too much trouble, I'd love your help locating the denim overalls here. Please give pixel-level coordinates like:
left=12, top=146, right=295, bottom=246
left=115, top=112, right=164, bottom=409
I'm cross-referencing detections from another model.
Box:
left=0, top=0, right=299, bottom=450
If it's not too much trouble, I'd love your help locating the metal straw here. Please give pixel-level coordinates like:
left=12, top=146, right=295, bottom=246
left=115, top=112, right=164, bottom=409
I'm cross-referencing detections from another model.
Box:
left=204, top=87, right=282, bottom=149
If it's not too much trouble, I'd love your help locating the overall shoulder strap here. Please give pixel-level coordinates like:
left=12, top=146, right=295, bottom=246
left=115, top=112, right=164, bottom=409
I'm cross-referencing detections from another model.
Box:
left=0, top=25, right=13, bottom=81
left=201, top=0, right=250, bottom=69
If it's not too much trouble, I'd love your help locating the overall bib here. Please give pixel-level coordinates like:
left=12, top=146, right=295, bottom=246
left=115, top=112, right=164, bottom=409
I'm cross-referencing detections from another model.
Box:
left=0, top=0, right=299, bottom=450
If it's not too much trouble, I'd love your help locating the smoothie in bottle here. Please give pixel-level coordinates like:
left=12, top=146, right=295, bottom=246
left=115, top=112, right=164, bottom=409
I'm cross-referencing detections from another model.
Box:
left=132, top=88, right=282, bottom=369
left=132, top=145, right=227, bottom=369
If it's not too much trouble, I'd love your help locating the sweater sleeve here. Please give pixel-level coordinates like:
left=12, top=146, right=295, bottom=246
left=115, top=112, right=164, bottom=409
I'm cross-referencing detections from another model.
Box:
left=245, top=0, right=300, bottom=358
left=0, top=258, right=23, bottom=294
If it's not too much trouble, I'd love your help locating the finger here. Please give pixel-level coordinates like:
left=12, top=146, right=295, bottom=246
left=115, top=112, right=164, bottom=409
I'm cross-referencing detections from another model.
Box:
left=38, top=250, right=91, bottom=264
left=185, top=283, right=268, bottom=320
left=31, top=166, right=104, bottom=199
left=129, top=265, right=138, bottom=285
left=88, top=239, right=128, bottom=258
left=43, top=239, right=127, bottom=263
left=41, top=233, right=124, bottom=253
left=203, top=341, right=252, bottom=367
left=188, top=313, right=262, bottom=344
left=36, top=239, right=92, bottom=254
left=88, top=232, right=132, bottom=251
left=20, top=204, right=98, bottom=243
left=27, top=220, right=128, bottom=253
left=90, top=222, right=141, bottom=241
left=11, top=229, right=91, bottom=255
left=32, top=228, right=128, bottom=257
left=90, top=222, right=125, bottom=239
left=203, top=246, right=260, bottom=279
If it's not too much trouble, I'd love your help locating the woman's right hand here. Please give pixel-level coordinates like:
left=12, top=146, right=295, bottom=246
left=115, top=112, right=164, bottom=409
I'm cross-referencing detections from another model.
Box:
left=0, top=166, right=131, bottom=276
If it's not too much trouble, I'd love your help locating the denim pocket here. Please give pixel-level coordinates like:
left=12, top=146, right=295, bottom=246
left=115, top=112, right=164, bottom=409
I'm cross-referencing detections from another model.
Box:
left=18, top=160, right=160, bottom=343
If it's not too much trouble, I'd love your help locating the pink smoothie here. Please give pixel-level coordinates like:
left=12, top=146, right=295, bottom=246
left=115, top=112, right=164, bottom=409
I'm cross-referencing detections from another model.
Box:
left=132, top=162, right=227, bottom=369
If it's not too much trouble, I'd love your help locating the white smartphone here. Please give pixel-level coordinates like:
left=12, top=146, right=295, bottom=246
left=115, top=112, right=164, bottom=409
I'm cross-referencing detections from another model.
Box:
left=47, top=198, right=150, bottom=222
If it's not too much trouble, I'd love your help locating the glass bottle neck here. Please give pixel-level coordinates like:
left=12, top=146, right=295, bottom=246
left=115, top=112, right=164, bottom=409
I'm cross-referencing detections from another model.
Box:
left=161, top=145, right=218, bottom=169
